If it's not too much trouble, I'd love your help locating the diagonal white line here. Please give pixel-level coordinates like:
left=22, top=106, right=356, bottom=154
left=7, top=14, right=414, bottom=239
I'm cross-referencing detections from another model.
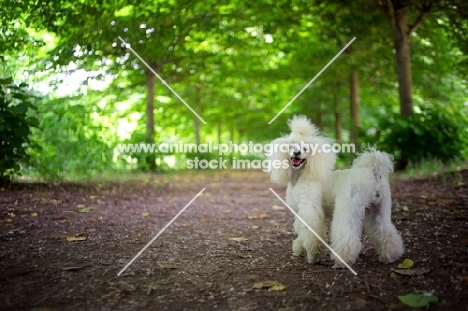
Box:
left=268, top=188, right=357, bottom=275
left=117, top=188, right=206, bottom=276
left=268, top=37, right=356, bottom=124
left=118, top=37, right=207, bottom=125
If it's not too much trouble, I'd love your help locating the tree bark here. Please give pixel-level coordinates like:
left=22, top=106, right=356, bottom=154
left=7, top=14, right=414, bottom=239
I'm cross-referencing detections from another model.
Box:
left=350, top=70, right=360, bottom=143
left=393, top=6, right=413, bottom=116
left=145, top=66, right=157, bottom=171
left=193, top=85, right=201, bottom=145
left=313, top=96, right=322, bottom=129
left=334, top=83, right=341, bottom=141
left=384, top=0, right=428, bottom=116
left=335, top=112, right=342, bottom=141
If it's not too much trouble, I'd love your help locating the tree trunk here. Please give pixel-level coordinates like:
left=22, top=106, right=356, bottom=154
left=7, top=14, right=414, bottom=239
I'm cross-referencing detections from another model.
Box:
left=335, top=112, right=342, bottom=141
left=350, top=70, right=360, bottom=143
left=194, top=84, right=201, bottom=145
left=386, top=0, right=419, bottom=116
left=145, top=68, right=156, bottom=171
left=334, top=84, right=341, bottom=141
left=313, top=96, right=322, bottom=129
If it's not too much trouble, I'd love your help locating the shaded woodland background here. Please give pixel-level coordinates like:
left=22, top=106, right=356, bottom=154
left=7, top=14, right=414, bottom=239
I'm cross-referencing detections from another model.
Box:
left=1, top=0, right=468, bottom=181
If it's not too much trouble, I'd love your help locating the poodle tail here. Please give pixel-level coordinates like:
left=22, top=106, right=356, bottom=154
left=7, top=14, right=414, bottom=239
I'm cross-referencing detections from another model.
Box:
left=352, top=147, right=394, bottom=180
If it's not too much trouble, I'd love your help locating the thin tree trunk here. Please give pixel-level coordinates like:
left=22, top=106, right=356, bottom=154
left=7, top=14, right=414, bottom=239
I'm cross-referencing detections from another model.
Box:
left=314, top=96, right=322, bottom=129
left=350, top=70, right=360, bottom=143
left=194, top=84, right=201, bottom=145
left=145, top=67, right=156, bottom=171
left=194, top=117, right=200, bottom=145
left=385, top=0, right=428, bottom=116
left=393, top=7, right=413, bottom=116
left=335, top=112, right=342, bottom=141
left=334, top=83, right=341, bottom=141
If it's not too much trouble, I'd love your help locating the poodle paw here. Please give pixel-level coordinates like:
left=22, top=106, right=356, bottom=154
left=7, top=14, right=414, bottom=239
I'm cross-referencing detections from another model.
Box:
left=380, top=252, right=403, bottom=264
left=307, top=252, right=321, bottom=264
left=332, top=263, right=347, bottom=269
left=292, top=238, right=304, bottom=256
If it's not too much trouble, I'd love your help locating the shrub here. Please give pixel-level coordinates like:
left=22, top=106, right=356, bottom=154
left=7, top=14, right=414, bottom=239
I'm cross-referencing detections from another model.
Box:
left=0, top=78, right=39, bottom=183
left=363, top=105, right=468, bottom=169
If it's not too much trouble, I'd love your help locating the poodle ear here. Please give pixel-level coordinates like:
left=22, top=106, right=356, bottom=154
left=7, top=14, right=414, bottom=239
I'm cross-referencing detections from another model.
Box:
left=303, top=137, right=337, bottom=180
left=266, top=137, right=291, bottom=183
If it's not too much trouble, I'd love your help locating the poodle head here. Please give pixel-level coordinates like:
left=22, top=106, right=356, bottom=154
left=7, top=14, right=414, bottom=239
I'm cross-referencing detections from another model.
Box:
left=267, top=115, right=337, bottom=183
left=289, top=141, right=311, bottom=169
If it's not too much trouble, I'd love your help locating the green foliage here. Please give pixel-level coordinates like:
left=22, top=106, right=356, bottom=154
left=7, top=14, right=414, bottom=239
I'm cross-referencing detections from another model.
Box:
left=0, top=78, right=39, bottom=183
left=28, top=96, right=116, bottom=180
left=363, top=105, right=468, bottom=168
left=1, top=0, right=467, bottom=180
left=397, top=293, right=438, bottom=308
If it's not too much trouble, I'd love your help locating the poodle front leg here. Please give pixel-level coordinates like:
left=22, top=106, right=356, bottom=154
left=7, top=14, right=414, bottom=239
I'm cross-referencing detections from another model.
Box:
left=296, top=204, right=326, bottom=264
left=292, top=218, right=304, bottom=256
left=330, top=197, right=365, bottom=268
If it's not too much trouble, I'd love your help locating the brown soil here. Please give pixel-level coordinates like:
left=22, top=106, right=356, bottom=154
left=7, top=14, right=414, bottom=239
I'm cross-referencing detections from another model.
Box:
left=1, top=170, right=467, bottom=310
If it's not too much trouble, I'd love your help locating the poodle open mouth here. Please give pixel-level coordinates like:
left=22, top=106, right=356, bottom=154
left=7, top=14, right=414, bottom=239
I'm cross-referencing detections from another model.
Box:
left=290, top=156, right=306, bottom=168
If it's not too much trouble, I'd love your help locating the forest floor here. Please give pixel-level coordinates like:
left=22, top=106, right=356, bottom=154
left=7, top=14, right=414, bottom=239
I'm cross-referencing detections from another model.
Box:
left=1, top=169, right=467, bottom=311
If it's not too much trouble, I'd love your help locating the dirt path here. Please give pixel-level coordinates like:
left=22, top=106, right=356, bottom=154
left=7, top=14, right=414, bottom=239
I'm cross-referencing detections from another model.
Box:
left=1, top=170, right=467, bottom=310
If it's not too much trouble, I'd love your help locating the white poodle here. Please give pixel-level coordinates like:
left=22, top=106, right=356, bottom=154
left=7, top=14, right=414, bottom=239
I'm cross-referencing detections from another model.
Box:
left=268, top=115, right=404, bottom=268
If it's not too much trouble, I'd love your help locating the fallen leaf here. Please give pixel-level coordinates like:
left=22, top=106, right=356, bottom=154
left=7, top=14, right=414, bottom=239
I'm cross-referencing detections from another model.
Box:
left=66, top=235, right=87, bottom=242
left=159, top=263, right=179, bottom=269
left=456, top=276, right=468, bottom=282
left=78, top=207, right=88, bottom=213
left=270, top=284, right=286, bottom=291
left=89, top=195, right=99, bottom=199
left=50, top=199, right=58, bottom=205
left=271, top=205, right=285, bottom=211
left=251, top=226, right=260, bottom=229
left=397, top=293, right=438, bottom=308
left=31, top=212, right=38, bottom=217
left=230, top=237, right=248, bottom=242
left=394, top=268, right=430, bottom=276
left=142, top=212, right=149, bottom=217
left=353, top=298, right=367, bottom=309
left=248, top=213, right=269, bottom=220
left=253, top=280, right=286, bottom=291
left=238, top=253, right=252, bottom=258
left=222, top=209, right=231, bottom=213
left=397, top=258, right=414, bottom=269
left=9, top=212, right=15, bottom=218
left=62, top=266, right=83, bottom=271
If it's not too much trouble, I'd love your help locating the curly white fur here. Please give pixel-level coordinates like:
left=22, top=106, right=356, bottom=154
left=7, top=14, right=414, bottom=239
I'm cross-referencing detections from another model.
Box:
left=268, top=116, right=404, bottom=267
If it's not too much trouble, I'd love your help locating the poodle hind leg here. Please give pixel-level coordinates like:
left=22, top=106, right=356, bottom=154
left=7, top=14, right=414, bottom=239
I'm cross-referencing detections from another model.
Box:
left=364, top=199, right=404, bottom=263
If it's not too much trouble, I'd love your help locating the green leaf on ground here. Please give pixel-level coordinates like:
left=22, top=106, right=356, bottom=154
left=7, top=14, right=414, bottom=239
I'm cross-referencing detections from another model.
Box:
left=397, top=293, right=438, bottom=307
left=397, top=258, right=414, bottom=269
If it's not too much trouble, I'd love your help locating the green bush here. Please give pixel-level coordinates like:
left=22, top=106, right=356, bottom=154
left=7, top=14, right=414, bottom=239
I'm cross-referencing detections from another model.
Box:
left=363, top=105, right=468, bottom=168
left=0, top=78, right=39, bottom=183
left=28, top=96, right=116, bottom=180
